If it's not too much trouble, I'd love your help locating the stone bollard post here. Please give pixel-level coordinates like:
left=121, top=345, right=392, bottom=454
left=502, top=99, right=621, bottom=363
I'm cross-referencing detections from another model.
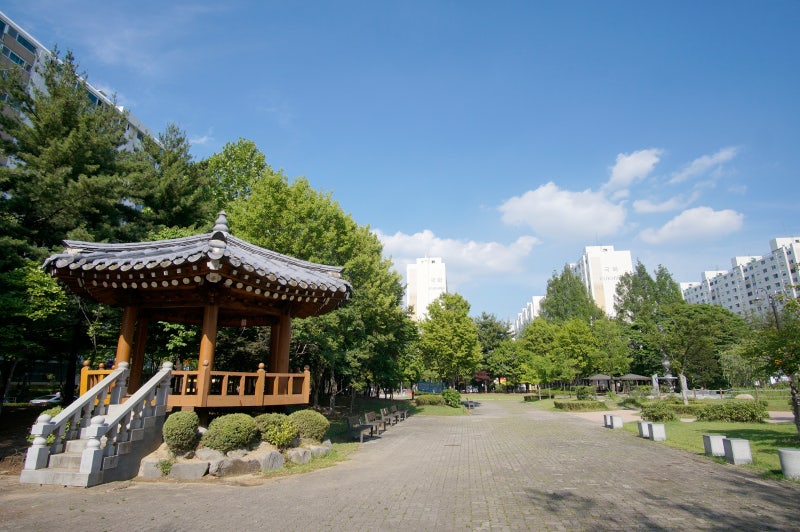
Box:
left=723, top=438, right=752, bottom=465
left=702, top=434, right=727, bottom=457
left=637, top=420, right=650, bottom=438
left=648, top=423, right=666, bottom=441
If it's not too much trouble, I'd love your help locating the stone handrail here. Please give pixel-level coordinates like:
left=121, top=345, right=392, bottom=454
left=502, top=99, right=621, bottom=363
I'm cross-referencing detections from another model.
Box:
left=24, top=361, right=131, bottom=471
left=79, top=361, right=173, bottom=475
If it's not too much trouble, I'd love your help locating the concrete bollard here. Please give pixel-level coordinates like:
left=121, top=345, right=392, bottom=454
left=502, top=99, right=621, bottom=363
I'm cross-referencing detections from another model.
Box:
left=637, top=421, right=650, bottom=438
left=610, top=415, right=623, bottom=429
left=723, top=438, right=752, bottom=465
left=648, top=423, right=666, bottom=441
left=702, top=434, right=727, bottom=457
left=778, top=449, right=800, bottom=479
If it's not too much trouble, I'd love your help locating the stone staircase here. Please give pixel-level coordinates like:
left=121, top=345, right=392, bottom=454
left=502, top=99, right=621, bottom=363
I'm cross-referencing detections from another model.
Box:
left=20, top=362, right=173, bottom=487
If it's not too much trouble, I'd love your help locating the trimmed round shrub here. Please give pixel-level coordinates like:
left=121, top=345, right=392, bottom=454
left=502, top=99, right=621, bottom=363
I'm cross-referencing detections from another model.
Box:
left=163, top=411, right=200, bottom=456
left=289, top=409, right=330, bottom=442
left=255, top=413, right=299, bottom=449
left=201, top=413, right=259, bottom=453
left=640, top=401, right=677, bottom=422
left=574, top=386, right=595, bottom=401
left=441, top=389, right=461, bottom=408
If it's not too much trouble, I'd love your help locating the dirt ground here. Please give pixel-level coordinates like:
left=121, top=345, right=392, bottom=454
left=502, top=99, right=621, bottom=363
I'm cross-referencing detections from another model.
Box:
left=0, top=406, right=45, bottom=476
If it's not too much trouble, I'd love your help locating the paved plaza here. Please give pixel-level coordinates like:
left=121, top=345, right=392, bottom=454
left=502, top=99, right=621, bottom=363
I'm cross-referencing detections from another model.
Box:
left=1, top=399, right=798, bottom=531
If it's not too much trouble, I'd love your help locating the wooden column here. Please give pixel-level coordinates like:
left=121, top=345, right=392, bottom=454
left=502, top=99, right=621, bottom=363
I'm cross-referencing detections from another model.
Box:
left=268, top=324, right=280, bottom=373
left=276, top=312, right=292, bottom=373
left=198, top=303, right=220, bottom=370
left=128, top=316, right=149, bottom=392
left=115, top=306, right=138, bottom=366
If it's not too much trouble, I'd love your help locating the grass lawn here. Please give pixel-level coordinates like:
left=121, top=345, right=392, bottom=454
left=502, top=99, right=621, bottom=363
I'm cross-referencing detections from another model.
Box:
left=622, top=420, right=800, bottom=480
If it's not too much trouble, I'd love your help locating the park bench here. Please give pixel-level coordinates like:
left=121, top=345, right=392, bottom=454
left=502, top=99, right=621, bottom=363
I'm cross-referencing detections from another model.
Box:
left=390, top=404, right=408, bottom=421
left=347, top=416, right=373, bottom=443
left=380, top=407, right=400, bottom=425
left=364, top=411, right=388, bottom=434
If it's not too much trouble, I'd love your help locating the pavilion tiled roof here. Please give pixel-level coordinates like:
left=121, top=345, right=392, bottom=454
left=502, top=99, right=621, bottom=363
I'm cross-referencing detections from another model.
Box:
left=44, top=213, right=353, bottom=325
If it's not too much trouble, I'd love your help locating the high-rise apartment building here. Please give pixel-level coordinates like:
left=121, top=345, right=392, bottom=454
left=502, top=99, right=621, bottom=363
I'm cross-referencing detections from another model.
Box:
left=569, top=245, right=633, bottom=318
left=513, top=245, right=633, bottom=336
left=406, top=257, right=447, bottom=321
left=0, top=11, right=152, bottom=157
left=682, top=237, right=800, bottom=318
left=511, top=295, right=544, bottom=337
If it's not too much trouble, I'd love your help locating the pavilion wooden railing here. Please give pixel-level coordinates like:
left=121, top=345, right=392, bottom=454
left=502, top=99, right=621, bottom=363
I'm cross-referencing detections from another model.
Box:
left=168, top=362, right=311, bottom=408
left=79, top=361, right=311, bottom=409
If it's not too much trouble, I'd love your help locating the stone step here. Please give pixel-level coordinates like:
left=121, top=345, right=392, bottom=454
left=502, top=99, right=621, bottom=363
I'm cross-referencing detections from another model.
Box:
left=48, top=452, right=82, bottom=469
left=20, top=467, right=103, bottom=488
left=65, top=439, right=88, bottom=453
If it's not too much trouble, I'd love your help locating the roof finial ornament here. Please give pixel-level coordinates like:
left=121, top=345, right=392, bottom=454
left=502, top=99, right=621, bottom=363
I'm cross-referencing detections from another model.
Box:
left=213, top=211, right=229, bottom=234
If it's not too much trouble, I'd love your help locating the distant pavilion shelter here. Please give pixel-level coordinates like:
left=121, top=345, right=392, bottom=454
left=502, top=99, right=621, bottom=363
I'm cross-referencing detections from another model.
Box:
left=44, top=212, right=352, bottom=410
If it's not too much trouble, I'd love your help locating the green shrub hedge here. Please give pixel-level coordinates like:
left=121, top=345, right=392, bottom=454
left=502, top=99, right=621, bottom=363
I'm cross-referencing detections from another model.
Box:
left=573, top=386, right=596, bottom=400
left=695, top=400, right=768, bottom=423
left=553, top=400, right=609, bottom=412
left=640, top=402, right=677, bottom=422
left=201, top=413, right=259, bottom=453
left=415, top=394, right=445, bottom=406
left=289, top=409, right=330, bottom=442
left=254, top=413, right=298, bottom=449
left=441, top=389, right=461, bottom=408
left=163, top=411, right=200, bottom=456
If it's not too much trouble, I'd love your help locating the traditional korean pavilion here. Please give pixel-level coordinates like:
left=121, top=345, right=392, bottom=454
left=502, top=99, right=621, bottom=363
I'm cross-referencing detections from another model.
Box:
left=44, top=212, right=352, bottom=409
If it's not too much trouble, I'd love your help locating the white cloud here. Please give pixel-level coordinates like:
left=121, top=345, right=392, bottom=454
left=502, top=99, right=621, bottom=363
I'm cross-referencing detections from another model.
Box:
left=638, top=206, right=744, bottom=244
left=190, top=128, right=215, bottom=146
left=374, top=229, right=540, bottom=288
left=669, top=147, right=738, bottom=184
left=633, top=190, right=701, bottom=213
left=499, top=182, right=626, bottom=239
left=604, top=148, right=663, bottom=192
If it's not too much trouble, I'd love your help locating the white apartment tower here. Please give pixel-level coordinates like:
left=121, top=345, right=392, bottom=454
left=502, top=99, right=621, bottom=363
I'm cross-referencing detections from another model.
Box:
left=570, top=245, right=633, bottom=318
left=0, top=11, right=153, bottom=158
left=406, top=257, right=447, bottom=321
left=682, top=237, right=800, bottom=317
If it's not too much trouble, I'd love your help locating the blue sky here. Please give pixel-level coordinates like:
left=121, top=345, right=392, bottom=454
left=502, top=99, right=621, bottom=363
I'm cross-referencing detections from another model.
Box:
left=5, top=1, right=799, bottom=322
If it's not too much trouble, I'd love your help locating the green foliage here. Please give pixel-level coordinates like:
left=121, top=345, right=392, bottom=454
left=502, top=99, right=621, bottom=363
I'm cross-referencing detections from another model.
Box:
left=414, top=394, right=445, bottom=406
left=419, top=293, right=482, bottom=386
left=540, top=265, right=604, bottom=324
left=254, top=413, right=299, bottom=449
left=640, top=402, right=677, bottom=422
left=157, top=458, right=175, bottom=476
left=162, top=411, right=200, bottom=456
left=573, top=385, right=595, bottom=401
left=28, top=406, right=64, bottom=445
left=288, top=409, right=330, bottom=442
left=553, top=400, right=609, bottom=412
left=205, top=137, right=268, bottom=211
left=695, top=401, right=768, bottom=423
left=441, top=389, right=462, bottom=408
left=201, top=413, right=259, bottom=453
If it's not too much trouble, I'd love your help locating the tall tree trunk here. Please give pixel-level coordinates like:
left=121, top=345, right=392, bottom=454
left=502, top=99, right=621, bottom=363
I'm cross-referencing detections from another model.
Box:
left=790, top=374, right=800, bottom=439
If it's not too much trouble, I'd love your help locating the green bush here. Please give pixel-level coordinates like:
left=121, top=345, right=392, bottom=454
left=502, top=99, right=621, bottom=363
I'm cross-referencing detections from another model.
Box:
left=289, top=409, right=330, bottom=442
left=640, top=402, right=677, bottom=422
left=441, top=389, right=461, bottom=408
left=201, top=413, right=259, bottom=453
left=553, top=400, right=609, bottom=412
left=163, top=411, right=200, bottom=456
left=415, top=394, right=445, bottom=406
left=669, top=403, right=705, bottom=416
left=573, top=386, right=595, bottom=401
left=695, top=401, right=768, bottom=423
left=255, top=413, right=299, bottom=449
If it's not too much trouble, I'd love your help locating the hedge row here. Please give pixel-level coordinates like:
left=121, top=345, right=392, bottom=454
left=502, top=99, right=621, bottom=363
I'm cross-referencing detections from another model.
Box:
left=553, top=400, right=609, bottom=412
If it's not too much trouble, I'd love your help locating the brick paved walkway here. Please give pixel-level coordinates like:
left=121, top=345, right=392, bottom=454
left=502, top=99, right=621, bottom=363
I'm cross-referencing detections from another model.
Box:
left=1, top=399, right=798, bottom=531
